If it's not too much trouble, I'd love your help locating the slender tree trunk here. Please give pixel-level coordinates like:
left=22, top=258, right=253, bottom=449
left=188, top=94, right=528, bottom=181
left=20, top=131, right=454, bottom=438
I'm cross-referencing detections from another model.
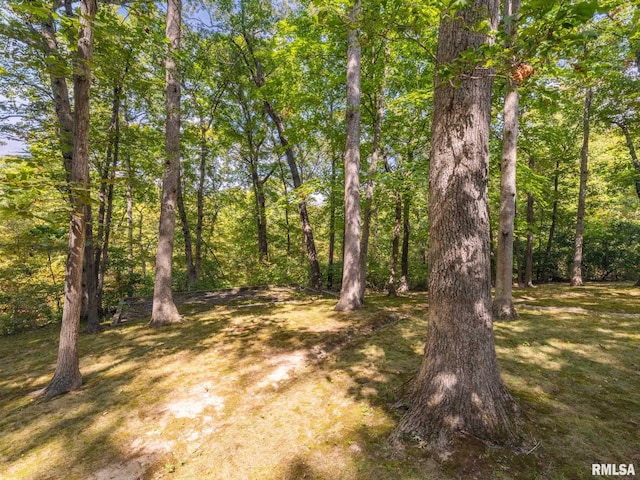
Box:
left=250, top=163, right=269, bottom=261
left=524, top=158, right=535, bottom=287
left=177, top=172, right=197, bottom=289
left=515, top=236, right=524, bottom=287
left=335, top=0, right=363, bottom=311
left=542, top=158, right=560, bottom=282
left=393, top=0, right=518, bottom=446
left=387, top=191, right=402, bottom=296
left=83, top=206, right=101, bottom=333
left=45, top=0, right=97, bottom=398
left=126, top=154, right=134, bottom=276
left=571, top=87, right=592, bottom=287
left=327, top=154, right=338, bottom=289
left=195, top=124, right=207, bottom=282
left=493, top=0, right=521, bottom=320
left=360, top=57, right=387, bottom=300
left=264, top=101, right=322, bottom=288
left=151, top=0, right=183, bottom=326
left=398, top=191, right=411, bottom=293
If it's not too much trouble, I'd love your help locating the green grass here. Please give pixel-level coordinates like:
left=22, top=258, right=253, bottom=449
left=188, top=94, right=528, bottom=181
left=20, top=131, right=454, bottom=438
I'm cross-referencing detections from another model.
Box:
left=0, top=283, right=638, bottom=479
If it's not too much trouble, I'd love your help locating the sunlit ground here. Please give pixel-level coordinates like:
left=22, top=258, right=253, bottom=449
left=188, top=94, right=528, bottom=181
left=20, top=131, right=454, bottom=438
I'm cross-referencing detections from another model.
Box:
left=0, top=283, right=638, bottom=479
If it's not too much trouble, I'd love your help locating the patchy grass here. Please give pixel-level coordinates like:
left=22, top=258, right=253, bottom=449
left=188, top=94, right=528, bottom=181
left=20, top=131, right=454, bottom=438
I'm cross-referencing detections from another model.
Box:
left=0, top=284, right=638, bottom=479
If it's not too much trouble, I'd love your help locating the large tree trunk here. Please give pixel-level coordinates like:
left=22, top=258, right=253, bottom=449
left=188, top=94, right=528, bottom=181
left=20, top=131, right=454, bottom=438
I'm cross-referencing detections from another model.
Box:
left=571, top=87, right=592, bottom=287
left=45, top=0, right=97, bottom=398
left=264, top=101, right=322, bottom=289
left=393, top=0, right=518, bottom=446
left=151, top=0, right=183, bottom=326
left=335, top=0, right=363, bottom=311
left=492, top=0, right=521, bottom=320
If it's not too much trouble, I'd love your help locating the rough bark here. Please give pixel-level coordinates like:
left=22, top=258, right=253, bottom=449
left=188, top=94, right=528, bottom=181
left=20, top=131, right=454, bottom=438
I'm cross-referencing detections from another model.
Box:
left=335, top=0, right=363, bottom=311
left=264, top=101, right=322, bottom=289
left=151, top=0, right=183, bottom=326
left=571, top=87, right=592, bottom=287
left=393, top=0, right=518, bottom=447
left=492, top=0, right=520, bottom=320
left=44, top=0, right=97, bottom=398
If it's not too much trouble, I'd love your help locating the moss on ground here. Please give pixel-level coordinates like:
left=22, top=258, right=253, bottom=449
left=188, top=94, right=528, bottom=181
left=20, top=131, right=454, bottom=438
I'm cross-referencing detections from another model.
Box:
left=0, top=283, right=638, bottom=479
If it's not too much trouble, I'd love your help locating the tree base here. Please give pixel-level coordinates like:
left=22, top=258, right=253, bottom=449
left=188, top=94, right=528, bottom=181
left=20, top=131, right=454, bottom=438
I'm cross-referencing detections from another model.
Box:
left=43, top=371, right=82, bottom=399
left=334, top=296, right=363, bottom=312
left=492, top=298, right=519, bottom=321
left=150, top=299, right=183, bottom=327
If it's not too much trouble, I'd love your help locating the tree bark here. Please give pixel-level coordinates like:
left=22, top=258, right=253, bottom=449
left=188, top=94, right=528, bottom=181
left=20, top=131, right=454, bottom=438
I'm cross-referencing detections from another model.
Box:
left=327, top=154, right=338, bottom=289
left=45, top=0, right=97, bottom=398
left=393, top=0, right=518, bottom=446
left=398, top=190, right=411, bottom=293
left=83, top=205, right=101, bottom=333
left=335, top=0, right=363, bottom=311
left=571, top=87, right=592, bottom=287
left=151, top=0, right=183, bottom=326
left=524, top=157, right=535, bottom=288
left=264, top=101, right=322, bottom=288
left=492, top=0, right=520, bottom=320
left=249, top=160, right=269, bottom=261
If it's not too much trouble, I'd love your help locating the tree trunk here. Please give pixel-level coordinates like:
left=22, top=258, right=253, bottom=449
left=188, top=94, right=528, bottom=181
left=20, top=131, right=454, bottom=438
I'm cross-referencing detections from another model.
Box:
left=387, top=191, right=402, bottom=296
left=83, top=205, right=101, bottom=333
left=335, top=0, right=363, bottom=311
left=327, top=154, right=338, bottom=289
left=571, top=87, right=592, bottom=287
left=360, top=58, right=387, bottom=300
left=398, top=190, right=411, bottom=293
left=524, top=158, right=535, bottom=288
left=515, top=236, right=525, bottom=287
left=195, top=125, right=207, bottom=282
left=151, top=0, right=183, bottom=326
left=542, top=158, right=560, bottom=282
left=492, top=0, right=520, bottom=320
left=45, top=0, right=97, bottom=398
left=250, top=162, right=269, bottom=261
left=264, top=101, right=322, bottom=288
left=393, top=0, right=518, bottom=446
left=177, top=172, right=197, bottom=289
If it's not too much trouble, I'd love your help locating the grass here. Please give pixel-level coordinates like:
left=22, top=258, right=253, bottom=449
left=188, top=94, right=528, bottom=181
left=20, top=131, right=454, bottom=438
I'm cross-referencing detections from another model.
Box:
left=0, top=283, right=638, bottom=479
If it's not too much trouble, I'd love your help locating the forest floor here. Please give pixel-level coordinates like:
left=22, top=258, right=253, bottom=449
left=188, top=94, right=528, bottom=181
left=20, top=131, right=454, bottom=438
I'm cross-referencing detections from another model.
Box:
left=0, top=283, right=638, bottom=479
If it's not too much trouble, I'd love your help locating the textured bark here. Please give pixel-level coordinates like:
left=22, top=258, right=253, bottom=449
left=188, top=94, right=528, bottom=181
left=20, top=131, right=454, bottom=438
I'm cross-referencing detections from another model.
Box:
left=393, top=0, right=518, bottom=446
left=492, top=0, right=520, bottom=320
left=45, top=0, right=97, bottom=398
left=264, top=101, right=322, bottom=289
left=151, top=0, right=183, bottom=326
left=335, top=0, right=363, bottom=311
left=398, top=191, right=411, bottom=293
left=571, top=88, right=592, bottom=287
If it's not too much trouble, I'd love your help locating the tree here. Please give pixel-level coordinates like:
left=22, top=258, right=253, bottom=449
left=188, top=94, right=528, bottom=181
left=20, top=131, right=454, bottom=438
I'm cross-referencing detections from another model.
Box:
left=44, top=0, right=98, bottom=398
left=393, top=0, right=518, bottom=446
left=493, top=0, right=521, bottom=320
left=150, top=0, right=183, bottom=326
left=570, top=87, right=592, bottom=286
left=335, top=0, right=363, bottom=312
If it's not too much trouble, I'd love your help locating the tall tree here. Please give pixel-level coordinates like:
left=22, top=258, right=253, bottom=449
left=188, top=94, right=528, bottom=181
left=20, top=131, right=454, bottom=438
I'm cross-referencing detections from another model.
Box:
left=335, top=0, right=364, bottom=311
left=493, top=0, right=521, bottom=320
left=393, top=0, right=518, bottom=445
left=44, top=0, right=98, bottom=398
left=570, top=87, right=592, bottom=287
left=150, top=0, right=183, bottom=326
